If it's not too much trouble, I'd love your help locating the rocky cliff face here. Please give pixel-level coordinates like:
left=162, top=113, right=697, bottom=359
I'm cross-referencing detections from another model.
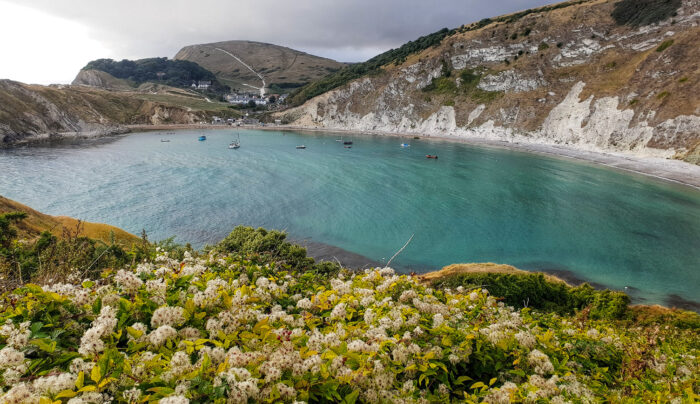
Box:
left=72, top=69, right=133, bottom=90
left=279, top=0, right=700, bottom=164
left=0, top=80, right=211, bottom=146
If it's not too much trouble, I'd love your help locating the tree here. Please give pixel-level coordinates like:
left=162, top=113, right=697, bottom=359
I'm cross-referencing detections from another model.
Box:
left=247, top=100, right=257, bottom=108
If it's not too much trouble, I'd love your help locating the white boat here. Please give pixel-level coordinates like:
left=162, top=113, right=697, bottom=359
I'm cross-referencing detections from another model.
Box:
left=160, top=139, right=170, bottom=143
left=228, top=133, right=241, bottom=149
left=296, top=145, right=306, bottom=149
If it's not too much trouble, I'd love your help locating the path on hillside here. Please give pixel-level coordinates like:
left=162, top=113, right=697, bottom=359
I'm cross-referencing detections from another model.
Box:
left=214, top=47, right=266, bottom=96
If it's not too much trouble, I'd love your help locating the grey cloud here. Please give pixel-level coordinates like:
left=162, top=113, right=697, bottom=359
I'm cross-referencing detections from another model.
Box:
left=9, top=0, right=555, bottom=62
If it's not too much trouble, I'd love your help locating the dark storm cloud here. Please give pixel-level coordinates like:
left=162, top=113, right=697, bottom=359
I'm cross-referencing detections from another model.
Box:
left=7, top=0, right=555, bottom=62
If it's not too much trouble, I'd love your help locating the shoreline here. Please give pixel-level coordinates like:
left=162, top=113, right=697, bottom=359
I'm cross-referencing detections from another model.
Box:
left=127, top=123, right=700, bottom=190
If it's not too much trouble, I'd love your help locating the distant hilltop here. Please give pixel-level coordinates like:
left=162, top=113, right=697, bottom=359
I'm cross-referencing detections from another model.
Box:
left=174, top=40, right=346, bottom=94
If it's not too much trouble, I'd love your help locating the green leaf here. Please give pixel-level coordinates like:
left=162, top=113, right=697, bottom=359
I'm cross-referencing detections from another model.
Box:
left=75, top=371, right=84, bottom=389
left=341, top=389, right=360, bottom=404
left=470, top=381, right=485, bottom=389
left=91, top=364, right=102, bottom=383
left=456, top=376, right=472, bottom=384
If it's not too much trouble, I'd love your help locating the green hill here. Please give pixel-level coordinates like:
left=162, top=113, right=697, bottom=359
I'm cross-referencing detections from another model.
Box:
left=174, top=40, right=346, bottom=93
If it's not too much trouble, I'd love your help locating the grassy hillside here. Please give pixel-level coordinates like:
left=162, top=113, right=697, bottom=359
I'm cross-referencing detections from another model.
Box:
left=0, top=80, right=241, bottom=145
left=0, top=225, right=696, bottom=403
left=0, top=196, right=139, bottom=248
left=175, top=40, right=345, bottom=93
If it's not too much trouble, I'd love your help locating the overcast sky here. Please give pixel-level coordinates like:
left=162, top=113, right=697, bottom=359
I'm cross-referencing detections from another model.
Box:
left=0, top=0, right=554, bottom=84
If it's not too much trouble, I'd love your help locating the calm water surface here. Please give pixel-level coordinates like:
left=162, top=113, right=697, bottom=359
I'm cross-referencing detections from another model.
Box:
left=1, top=129, right=699, bottom=307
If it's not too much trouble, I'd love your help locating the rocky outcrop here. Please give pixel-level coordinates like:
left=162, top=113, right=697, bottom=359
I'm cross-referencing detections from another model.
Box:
left=0, top=80, right=208, bottom=146
left=71, top=69, right=133, bottom=90
left=279, top=0, right=700, bottom=164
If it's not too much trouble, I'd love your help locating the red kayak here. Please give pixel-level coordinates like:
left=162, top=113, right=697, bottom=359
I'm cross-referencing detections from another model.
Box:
left=426, top=155, right=438, bottom=159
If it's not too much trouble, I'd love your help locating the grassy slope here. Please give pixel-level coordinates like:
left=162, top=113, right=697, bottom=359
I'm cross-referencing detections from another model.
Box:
left=0, top=196, right=140, bottom=248
left=174, top=40, right=345, bottom=92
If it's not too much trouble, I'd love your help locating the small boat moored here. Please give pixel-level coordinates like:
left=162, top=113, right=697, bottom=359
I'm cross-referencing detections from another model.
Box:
left=296, top=145, right=307, bottom=149
left=426, top=155, right=438, bottom=159
left=160, top=139, right=170, bottom=142
left=343, top=141, right=353, bottom=145
left=344, top=145, right=352, bottom=149
left=198, top=135, right=207, bottom=141
left=228, top=133, right=241, bottom=149
left=401, top=143, right=410, bottom=147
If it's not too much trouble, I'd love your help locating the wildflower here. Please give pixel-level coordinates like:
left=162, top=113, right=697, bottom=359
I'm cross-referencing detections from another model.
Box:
left=330, top=303, right=347, bottom=320
left=79, top=306, right=117, bottom=356
left=528, top=349, right=555, bottom=375
left=159, top=395, right=189, bottom=404
left=115, top=269, right=143, bottom=295
left=149, top=325, right=178, bottom=347
left=151, top=306, right=185, bottom=328
left=0, top=320, right=31, bottom=349
left=32, top=373, right=76, bottom=395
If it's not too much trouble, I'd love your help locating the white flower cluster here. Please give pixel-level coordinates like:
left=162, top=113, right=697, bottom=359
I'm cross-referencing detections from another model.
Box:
left=1, top=249, right=677, bottom=403
left=151, top=306, right=185, bottom=328
left=78, top=305, right=117, bottom=356
left=115, top=269, right=144, bottom=295
left=0, top=320, right=31, bottom=349
left=528, top=349, right=555, bottom=375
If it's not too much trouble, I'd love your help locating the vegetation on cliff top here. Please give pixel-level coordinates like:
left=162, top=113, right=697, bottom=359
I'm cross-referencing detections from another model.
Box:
left=0, top=214, right=698, bottom=403
left=286, top=0, right=594, bottom=107
left=82, top=58, right=228, bottom=94
left=287, top=28, right=454, bottom=106
left=611, top=0, right=682, bottom=27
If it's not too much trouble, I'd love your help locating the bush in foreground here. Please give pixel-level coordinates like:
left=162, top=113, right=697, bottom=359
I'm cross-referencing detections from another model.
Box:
left=0, top=227, right=697, bottom=403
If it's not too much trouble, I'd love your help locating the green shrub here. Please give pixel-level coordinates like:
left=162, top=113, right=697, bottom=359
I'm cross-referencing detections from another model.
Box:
left=429, top=272, right=630, bottom=319
left=656, top=39, right=674, bottom=52
left=0, top=213, right=142, bottom=289
left=216, top=226, right=339, bottom=273
left=422, top=76, right=457, bottom=94
left=657, top=91, right=670, bottom=99
left=612, top=0, right=682, bottom=26
left=538, top=42, right=550, bottom=51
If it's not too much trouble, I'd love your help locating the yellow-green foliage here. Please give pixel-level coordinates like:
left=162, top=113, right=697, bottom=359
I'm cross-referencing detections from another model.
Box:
left=656, top=39, right=674, bottom=52
left=0, top=228, right=697, bottom=403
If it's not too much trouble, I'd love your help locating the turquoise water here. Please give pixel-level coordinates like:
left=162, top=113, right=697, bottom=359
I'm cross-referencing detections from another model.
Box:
left=1, top=129, right=699, bottom=307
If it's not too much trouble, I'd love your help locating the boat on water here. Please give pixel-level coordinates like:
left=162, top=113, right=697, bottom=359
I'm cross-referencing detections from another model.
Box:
left=160, top=139, right=170, bottom=143
left=426, top=155, right=438, bottom=159
left=401, top=143, right=410, bottom=147
left=228, top=134, right=241, bottom=149
left=343, top=141, right=353, bottom=145
left=198, top=135, right=207, bottom=141
left=344, top=145, right=352, bottom=149
left=336, top=137, right=343, bottom=142
left=296, top=145, right=307, bottom=149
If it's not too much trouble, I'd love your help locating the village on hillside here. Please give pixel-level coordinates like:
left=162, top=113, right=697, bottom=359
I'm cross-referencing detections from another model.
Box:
left=190, top=80, right=288, bottom=108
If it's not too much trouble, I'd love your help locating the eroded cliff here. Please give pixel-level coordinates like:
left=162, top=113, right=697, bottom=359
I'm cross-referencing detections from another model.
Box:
left=279, top=0, right=700, bottom=163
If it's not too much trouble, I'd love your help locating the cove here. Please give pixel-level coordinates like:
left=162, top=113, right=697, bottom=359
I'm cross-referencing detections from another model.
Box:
left=1, top=129, right=699, bottom=308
